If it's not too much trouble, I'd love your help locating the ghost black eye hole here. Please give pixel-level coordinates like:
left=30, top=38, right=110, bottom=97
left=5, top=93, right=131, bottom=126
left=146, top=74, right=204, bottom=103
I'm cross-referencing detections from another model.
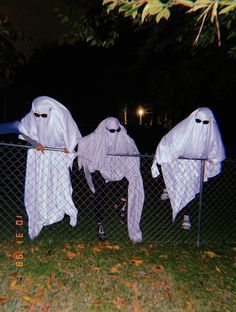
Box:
left=195, top=118, right=209, bottom=125
left=106, top=127, right=121, bottom=133
left=34, top=113, right=48, bottom=118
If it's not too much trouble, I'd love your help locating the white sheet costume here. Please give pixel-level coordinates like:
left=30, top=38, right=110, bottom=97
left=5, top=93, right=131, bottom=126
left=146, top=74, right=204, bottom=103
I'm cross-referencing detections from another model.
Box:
left=77, top=117, right=144, bottom=243
left=151, top=107, right=225, bottom=221
left=18, top=96, right=82, bottom=239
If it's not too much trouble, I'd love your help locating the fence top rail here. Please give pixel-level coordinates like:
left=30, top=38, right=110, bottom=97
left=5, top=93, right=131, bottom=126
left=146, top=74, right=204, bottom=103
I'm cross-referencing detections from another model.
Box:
left=108, top=153, right=207, bottom=160
left=0, top=142, right=235, bottom=162
left=0, top=142, right=65, bottom=152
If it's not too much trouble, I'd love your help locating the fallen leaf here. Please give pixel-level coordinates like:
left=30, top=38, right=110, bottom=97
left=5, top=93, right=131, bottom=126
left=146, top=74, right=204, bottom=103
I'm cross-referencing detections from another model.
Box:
left=202, top=251, right=218, bottom=258
left=109, top=263, right=122, bottom=273
left=92, top=299, right=103, bottom=305
left=63, top=243, right=71, bottom=250
left=66, top=251, right=77, bottom=260
left=215, top=266, right=221, bottom=273
left=92, top=245, right=104, bottom=253
left=10, top=280, right=20, bottom=290
left=104, top=243, right=120, bottom=250
left=152, top=264, right=165, bottom=273
left=166, top=289, right=173, bottom=300
left=23, top=296, right=31, bottom=302
left=186, top=301, right=195, bottom=310
left=178, top=267, right=187, bottom=273
left=92, top=243, right=120, bottom=253
left=131, top=259, right=143, bottom=266
left=76, top=243, right=85, bottom=249
left=0, top=296, right=10, bottom=304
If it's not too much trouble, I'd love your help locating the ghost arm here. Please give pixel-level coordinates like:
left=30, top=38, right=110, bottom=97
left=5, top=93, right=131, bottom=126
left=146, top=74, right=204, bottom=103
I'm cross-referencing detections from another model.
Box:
left=19, top=134, right=39, bottom=147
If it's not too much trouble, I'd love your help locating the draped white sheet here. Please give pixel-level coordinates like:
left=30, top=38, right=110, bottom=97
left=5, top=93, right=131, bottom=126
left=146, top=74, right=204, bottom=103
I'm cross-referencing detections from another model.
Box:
left=151, top=107, right=225, bottom=221
left=77, top=117, right=144, bottom=242
left=18, top=96, right=82, bottom=239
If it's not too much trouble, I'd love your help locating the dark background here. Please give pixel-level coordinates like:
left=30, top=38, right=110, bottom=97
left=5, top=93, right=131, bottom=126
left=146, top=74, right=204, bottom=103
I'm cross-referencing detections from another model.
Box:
left=0, top=0, right=235, bottom=157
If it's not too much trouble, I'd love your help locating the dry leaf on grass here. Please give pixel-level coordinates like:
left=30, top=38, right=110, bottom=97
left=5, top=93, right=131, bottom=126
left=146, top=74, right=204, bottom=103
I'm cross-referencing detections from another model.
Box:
left=178, top=267, right=187, bottom=273
left=166, top=289, right=173, bottom=300
left=92, top=299, right=103, bottom=305
left=106, top=245, right=120, bottom=250
left=202, top=251, right=218, bottom=258
left=109, top=263, right=122, bottom=273
left=63, top=243, right=71, bottom=250
left=92, top=243, right=120, bottom=253
left=65, top=251, right=77, bottom=260
left=0, top=296, right=10, bottom=304
left=131, top=259, right=143, bottom=266
left=10, top=280, right=20, bottom=290
left=23, top=296, right=31, bottom=302
left=76, top=243, right=85, bottom=250
left=186, top=300, right=195, bottom=310
left=152, top=264, right=165, bottom=273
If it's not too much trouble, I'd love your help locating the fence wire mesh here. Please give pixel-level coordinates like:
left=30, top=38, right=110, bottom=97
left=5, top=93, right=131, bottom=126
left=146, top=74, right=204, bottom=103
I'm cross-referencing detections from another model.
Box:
left=0, top=142, right=235, bottom=246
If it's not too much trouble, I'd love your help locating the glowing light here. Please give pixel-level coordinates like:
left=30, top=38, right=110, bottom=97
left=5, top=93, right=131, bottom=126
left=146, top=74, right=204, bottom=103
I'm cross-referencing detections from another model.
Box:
left=137, top=107, right=145, bottom=125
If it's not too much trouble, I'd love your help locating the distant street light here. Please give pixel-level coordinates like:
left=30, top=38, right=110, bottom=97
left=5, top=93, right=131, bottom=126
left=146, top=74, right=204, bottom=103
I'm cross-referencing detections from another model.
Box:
left=137, top=107, right=144, bottom=125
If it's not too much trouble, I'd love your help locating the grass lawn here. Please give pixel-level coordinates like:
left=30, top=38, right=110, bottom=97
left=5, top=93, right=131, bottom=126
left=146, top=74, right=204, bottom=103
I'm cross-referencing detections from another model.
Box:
left=0, top=240, right=235, bottom=312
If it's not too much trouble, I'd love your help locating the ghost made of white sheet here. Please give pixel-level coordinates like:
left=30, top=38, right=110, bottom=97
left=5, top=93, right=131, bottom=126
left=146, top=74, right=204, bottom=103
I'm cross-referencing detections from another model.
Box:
left=18, top=96, right=82, bottom=239
left=151, top=107, right=225, bottom=221
left=77, top=117, right=144, bottom=243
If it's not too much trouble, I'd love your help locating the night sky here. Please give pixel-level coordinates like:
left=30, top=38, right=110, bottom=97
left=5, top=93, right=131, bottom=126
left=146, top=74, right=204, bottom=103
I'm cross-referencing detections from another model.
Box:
left=0, top=0, right=235, bottom=157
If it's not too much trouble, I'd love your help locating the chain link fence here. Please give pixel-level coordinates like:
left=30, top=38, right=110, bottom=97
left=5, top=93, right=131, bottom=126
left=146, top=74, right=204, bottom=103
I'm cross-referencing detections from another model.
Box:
left=0, top=142, right=235, bottom=246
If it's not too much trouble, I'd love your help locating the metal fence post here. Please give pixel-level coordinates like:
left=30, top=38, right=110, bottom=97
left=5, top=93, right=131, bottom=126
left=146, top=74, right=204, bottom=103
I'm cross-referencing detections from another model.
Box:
left=197, top=159, right=205, bottom=248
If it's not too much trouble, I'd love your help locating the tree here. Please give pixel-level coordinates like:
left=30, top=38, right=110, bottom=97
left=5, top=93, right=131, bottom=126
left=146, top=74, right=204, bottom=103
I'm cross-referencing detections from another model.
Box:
left=0, top=15, right=25, bottom=89
left=102, top=0, right=236, bottom=54
left=54, top=0, right=121, bottom=48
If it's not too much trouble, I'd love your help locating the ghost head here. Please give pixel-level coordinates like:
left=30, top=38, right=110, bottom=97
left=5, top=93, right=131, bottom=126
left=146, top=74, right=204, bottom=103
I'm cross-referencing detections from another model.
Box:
left=32, top=96, right=53, bottom=118
left=103, top=118, right=122, bottom=148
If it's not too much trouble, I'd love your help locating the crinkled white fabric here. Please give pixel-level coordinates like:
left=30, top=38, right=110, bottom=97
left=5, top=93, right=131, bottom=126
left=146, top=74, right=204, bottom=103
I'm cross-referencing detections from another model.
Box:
left=152, top=107, right=225, bottom=221
left=18, top=96, right=82, bottom=239
left=78, top=117, right=144, bottom=242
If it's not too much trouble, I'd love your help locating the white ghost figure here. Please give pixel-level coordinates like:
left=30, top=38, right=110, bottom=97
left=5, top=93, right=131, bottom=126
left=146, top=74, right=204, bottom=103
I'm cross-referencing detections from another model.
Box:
left=18, top=96, right=82, bottom=239
left=77, top=117, right=144, bottom=243
left=151, top=107, right=225, bottom=221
